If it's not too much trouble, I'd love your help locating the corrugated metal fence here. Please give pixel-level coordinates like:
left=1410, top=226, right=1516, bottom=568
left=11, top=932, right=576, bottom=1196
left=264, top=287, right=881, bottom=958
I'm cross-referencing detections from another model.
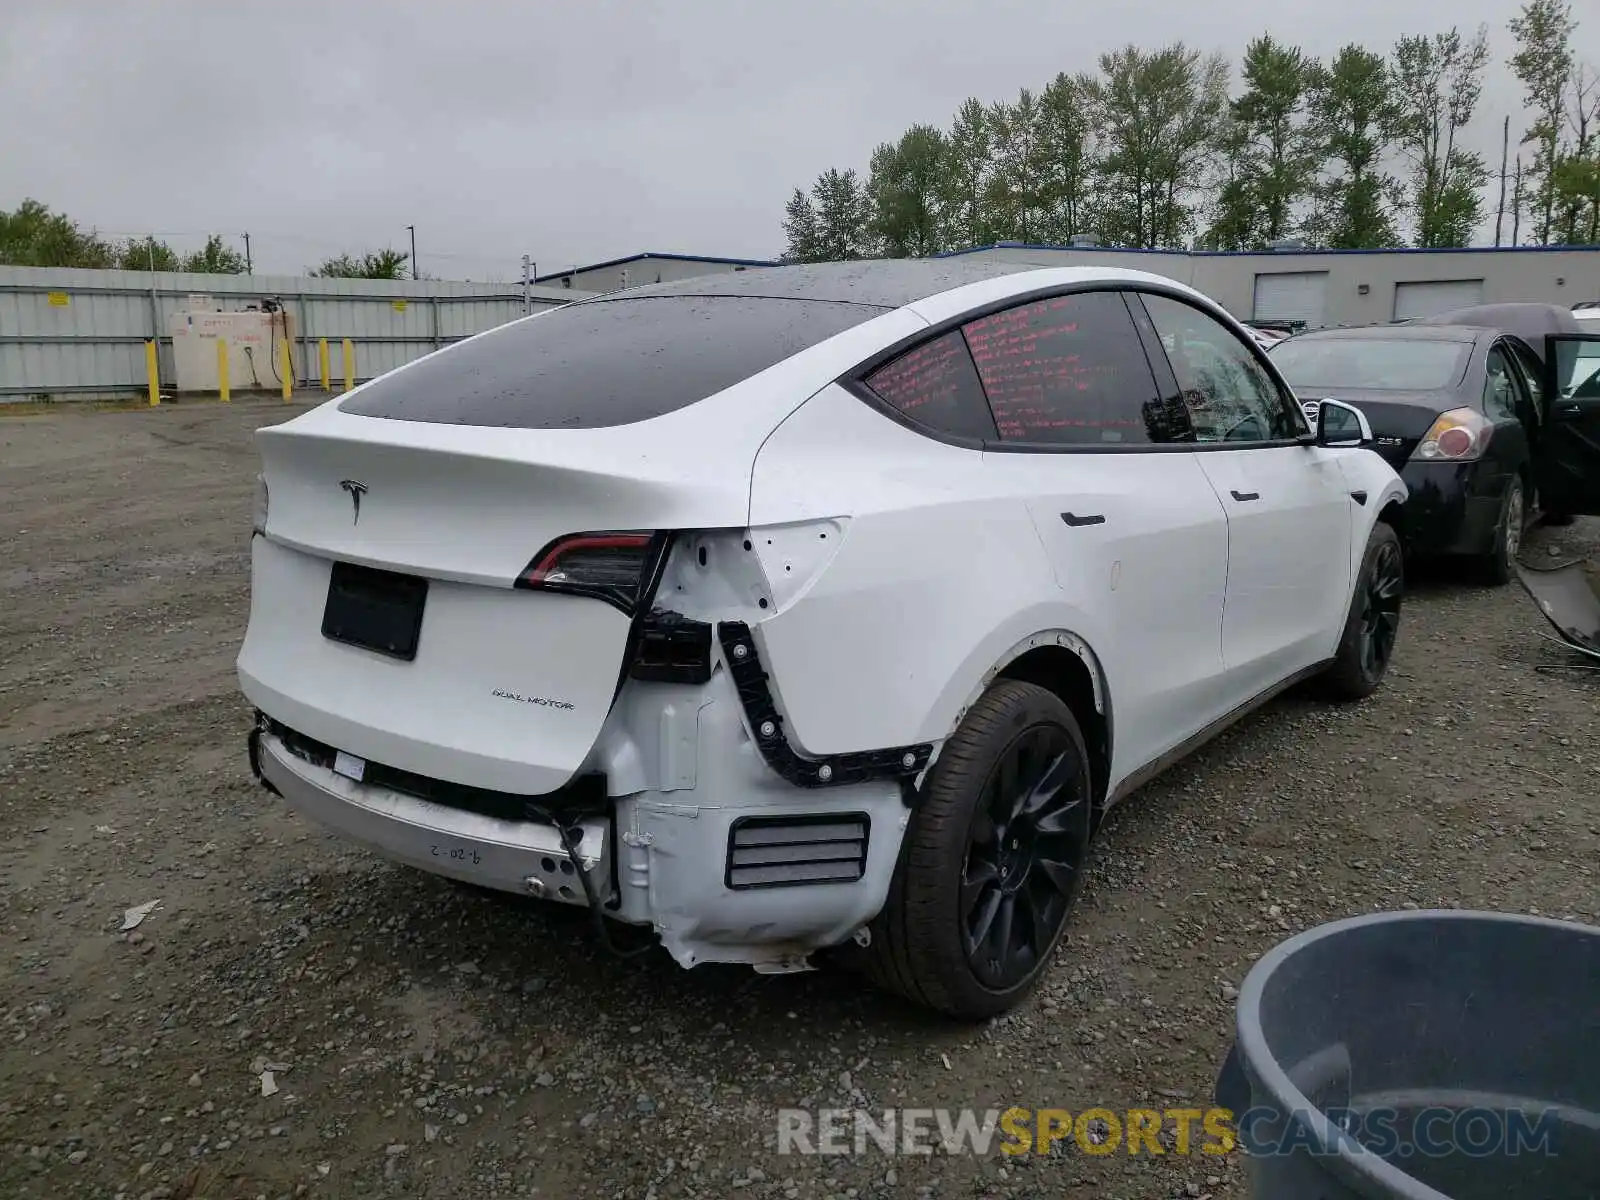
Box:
left=0, top=265, right=586, bottom=400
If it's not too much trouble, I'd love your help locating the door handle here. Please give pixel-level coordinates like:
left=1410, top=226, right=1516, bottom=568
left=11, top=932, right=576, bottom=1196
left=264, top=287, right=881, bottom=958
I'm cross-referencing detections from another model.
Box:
left=1230, top=490, right=1260, bottom=502
left=1557, top=403, right=1582, bottom=417
left=1060, top=512, right=1106, bottom=527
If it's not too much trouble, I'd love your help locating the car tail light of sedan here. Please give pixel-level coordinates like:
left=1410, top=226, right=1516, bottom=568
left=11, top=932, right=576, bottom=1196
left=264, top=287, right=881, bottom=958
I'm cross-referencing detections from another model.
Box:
left=1411, top=408, right=1495, bottom=462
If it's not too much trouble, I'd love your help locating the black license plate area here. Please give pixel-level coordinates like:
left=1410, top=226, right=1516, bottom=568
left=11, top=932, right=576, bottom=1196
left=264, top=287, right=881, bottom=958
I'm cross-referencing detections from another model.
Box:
left=321, top=561, right=428, bottom=661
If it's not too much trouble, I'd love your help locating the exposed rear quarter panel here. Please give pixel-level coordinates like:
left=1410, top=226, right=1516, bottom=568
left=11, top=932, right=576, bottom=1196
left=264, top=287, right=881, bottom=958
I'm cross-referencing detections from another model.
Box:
left=748, top=383, right=1105, bottom=758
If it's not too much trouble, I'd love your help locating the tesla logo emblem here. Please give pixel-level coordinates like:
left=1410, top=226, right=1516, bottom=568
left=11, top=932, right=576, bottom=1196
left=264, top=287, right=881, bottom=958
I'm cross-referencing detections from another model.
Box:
left=339, top=479, right=368, bottom=523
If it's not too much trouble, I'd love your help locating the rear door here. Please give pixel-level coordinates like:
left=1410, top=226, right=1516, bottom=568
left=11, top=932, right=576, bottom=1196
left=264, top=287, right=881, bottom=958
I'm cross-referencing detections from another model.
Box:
left=1537, top=334, right=1600, bottom=517
left=1137, top=292, right=1353, bottom=696
left=883, top=289, right=1234, bottom=777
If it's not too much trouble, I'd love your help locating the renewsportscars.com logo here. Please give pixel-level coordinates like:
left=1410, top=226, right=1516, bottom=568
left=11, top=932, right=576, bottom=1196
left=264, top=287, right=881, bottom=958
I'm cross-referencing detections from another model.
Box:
left=777, top=1105, right=1563, bottom=1159
left=779, top=1108, right=1233, bottom=1157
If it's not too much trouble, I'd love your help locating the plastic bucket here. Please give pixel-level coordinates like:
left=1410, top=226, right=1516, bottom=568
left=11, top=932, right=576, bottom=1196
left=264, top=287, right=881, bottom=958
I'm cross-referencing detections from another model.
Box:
left=1214, top=909, right=1600, bottom=1199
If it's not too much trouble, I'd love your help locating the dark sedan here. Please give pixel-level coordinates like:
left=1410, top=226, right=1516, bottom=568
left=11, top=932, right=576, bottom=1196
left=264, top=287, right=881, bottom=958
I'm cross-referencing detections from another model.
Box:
left=1267, top=303, right=1600, bottom=584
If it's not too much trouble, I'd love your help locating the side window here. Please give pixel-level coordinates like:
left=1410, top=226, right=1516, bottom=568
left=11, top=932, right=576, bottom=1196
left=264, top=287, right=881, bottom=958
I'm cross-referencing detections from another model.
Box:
left=1141, top=293, right=1302, bottom=443
left=1509, top=344, right=1544, bottom=425
left=959, top=291, right=1186, bottom=445
left=1515, top=347, right=1543, bottom=406
left=862, top=328, right=998, bottom=442
left=1483, top=347, right=1518, bottom=420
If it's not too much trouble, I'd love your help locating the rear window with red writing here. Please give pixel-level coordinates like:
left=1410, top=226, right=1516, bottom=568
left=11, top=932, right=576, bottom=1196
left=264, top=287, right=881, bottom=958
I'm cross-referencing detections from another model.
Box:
left=961, top=292, right=1169, bottom=445
left=863, top=328, right=998, bottom=441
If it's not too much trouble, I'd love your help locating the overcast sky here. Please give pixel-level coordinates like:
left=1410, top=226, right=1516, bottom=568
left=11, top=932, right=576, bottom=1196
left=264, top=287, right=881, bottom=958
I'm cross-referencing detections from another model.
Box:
left=0, top=0, right=1581, bottom=281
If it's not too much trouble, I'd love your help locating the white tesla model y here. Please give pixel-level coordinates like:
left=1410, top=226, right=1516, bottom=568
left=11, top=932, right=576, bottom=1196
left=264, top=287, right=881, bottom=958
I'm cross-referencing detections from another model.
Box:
left=239, top=261, right=1407, bottom=1018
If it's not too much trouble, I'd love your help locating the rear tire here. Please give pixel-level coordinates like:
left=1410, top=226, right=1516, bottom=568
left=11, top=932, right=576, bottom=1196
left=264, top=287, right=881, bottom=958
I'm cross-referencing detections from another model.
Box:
left=862, top=680, right=1094, bottom=1019
left=1478, top=479, right=1526, bottom=586
left=1318, top=521, right=1403, bottom=702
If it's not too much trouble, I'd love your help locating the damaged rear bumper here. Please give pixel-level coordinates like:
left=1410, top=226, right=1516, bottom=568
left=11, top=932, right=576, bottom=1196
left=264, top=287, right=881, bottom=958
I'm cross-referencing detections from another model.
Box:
left=246, top=649, right=915, bottom=972
left=255, top=729, right=611, bottom=902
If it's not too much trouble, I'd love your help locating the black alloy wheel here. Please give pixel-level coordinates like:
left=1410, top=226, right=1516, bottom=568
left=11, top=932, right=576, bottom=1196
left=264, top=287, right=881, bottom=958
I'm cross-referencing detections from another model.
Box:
left=1319, top=520, right=1404, bottom=702
left=961, top=726, right=1089, bottom=991
left=859, top=679, right=1095, bottom=1019
left=1358, top=535, right=1403, bottom=680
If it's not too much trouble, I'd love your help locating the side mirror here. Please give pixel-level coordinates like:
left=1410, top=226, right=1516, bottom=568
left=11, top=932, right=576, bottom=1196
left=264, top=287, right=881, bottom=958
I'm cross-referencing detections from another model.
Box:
left=1315, top=398, right=1372, bottom=447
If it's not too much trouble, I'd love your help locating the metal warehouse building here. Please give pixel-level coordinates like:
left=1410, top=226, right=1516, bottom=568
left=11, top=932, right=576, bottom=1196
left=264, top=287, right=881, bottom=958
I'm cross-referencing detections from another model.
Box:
left=535, top=251, right=780, bottom=294
left=546, top=243, right=1600, bottom=330
left=938, top=242, right=1600, bottom=329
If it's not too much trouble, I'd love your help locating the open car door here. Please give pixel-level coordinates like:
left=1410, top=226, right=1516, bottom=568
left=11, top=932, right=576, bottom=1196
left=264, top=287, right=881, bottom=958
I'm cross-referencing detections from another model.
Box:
left=1536, top=334, right=1600, bottom=517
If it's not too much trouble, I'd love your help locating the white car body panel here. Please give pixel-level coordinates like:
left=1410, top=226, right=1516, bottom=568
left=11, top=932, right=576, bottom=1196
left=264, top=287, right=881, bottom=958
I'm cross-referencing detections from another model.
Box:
left=748, top=381, right=1236, bottom=785
left=1192, top=445, right=1353, bottom=690
left=237, top=262, right=1409, bottom=975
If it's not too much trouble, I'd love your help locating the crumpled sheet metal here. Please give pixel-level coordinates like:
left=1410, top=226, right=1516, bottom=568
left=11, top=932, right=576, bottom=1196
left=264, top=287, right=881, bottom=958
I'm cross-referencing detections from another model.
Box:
left=1516, top=560, right=1600, bottom=660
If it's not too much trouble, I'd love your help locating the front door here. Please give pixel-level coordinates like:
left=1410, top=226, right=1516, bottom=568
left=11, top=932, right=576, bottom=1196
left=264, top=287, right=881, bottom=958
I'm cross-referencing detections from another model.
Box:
left=1537, top=335, right=1600, bottom=517
left=1137, top=291, right=1354, bottom=697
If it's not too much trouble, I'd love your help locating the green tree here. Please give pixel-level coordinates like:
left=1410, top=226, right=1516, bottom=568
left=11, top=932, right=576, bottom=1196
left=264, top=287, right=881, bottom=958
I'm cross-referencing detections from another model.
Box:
left=1035, top=72, right=1098, bottom=242
left=182, top=234, right=247, bottom=274
left=939, top=98, right=995, bottom=249
left=310, top=249, right=411, bottom=279
left=0, top=199, right=118, bottom=267
left=118, top=236, right=181, bottom=271
left=779, top=168, right=873, bottom=262
left=781, top=187, right=824, bottom=262
left=1085, top=44, right=1229, bottom=247
left=1508, top=0, right=1577, bottom=244
left=985, top=88, right=1051, bottom=242
left=1312, top=44, right=1402, bottom=248
left=1553, top=151, right=1600, bottom=243
left=1391, top=27, right=1492, bottom=248
left=865, top=125, right=948, bottom=257
left=1557, top=64, right=1600, bottom=242
left=1203, top=111, right=1258, bottom=251
left=1226, top=34, right=1324, bottom=246
left=808, top=168, right=873, bottom=260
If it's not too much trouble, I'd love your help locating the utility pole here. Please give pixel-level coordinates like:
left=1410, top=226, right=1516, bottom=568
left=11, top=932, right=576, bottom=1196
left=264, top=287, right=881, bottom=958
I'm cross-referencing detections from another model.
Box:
left=521, top=254, right=531, bottom=314
left=1494, top=116, right=1510, bottom=247
left=406, top=225, right=417, bottom=279
left=243, top=232, right=253, bottom=274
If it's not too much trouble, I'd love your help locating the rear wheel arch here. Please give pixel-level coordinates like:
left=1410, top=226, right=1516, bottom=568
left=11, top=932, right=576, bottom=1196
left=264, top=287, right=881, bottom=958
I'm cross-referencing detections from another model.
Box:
left=985, top=638, right=1112, bottom=812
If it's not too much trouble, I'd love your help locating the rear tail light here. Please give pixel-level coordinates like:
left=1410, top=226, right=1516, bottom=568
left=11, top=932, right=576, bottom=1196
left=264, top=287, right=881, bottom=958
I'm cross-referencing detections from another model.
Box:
left=1411, top=408, right=1494, bottom=462
left=516, top=532, right=663, bottom=614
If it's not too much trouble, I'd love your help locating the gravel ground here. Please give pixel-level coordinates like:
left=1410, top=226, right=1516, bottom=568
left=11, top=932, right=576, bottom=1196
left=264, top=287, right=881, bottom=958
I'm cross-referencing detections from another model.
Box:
left=3, top=400, right=1598, bottom=1200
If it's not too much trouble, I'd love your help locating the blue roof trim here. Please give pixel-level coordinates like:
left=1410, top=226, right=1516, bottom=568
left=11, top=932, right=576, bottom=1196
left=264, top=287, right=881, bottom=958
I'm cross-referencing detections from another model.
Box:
left=935, top=240, right=1600, bottom=259
left=536, top=251, right=782, bottom=282
left=932, top=241, right=1191, bottom=258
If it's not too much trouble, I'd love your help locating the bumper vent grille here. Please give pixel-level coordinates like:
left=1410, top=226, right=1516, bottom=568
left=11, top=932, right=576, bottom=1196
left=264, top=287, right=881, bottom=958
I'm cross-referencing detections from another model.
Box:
left=725, top=814, right=870, bottom=890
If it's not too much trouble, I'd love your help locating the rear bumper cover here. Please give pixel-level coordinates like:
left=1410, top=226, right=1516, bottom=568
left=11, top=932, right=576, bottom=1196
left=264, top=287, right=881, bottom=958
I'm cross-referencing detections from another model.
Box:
left=1398, top=460, right=1511, bottom=557
left=247, top=661, right=912, bottom=972
left=257, top=729, right=611, bottom=902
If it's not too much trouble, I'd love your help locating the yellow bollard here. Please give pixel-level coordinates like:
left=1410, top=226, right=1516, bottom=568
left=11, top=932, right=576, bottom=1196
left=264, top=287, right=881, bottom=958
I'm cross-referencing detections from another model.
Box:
left=318, top=338, right=330, bottom=391
left=342, top=339, right=355, bottom=392
left=145, top=340, right=160, bottom=406
left=279, top=336, right=293, bottom=401
left=217, top=338, right=230, bottom=403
